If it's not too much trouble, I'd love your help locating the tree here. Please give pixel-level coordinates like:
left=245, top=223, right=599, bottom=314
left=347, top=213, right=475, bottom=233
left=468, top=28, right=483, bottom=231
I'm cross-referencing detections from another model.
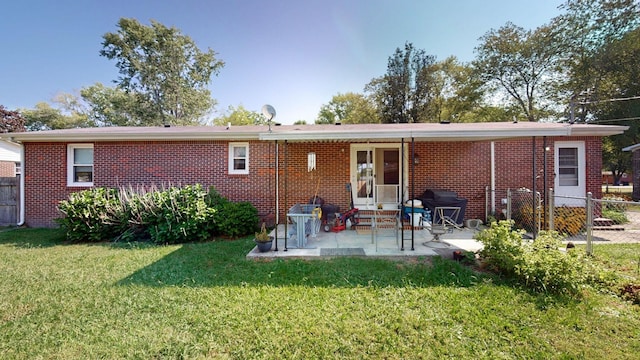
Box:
left=550, top=0, right=640, bottom=122
left=80, top=83, right=142, bottom=126
left=213, top=105, right=264, bottom=126
left=100, top=18, right=224, bottom=126
left=429, top=57, right=485, bottom=122
left=543, top=1, right=640, bottom=184
left=315, top=92, right=379, bottom=124
left=21, top=97, right=92, bottom=131
left=474, top=22, right=562, bottom=122
left=366, top=42, right=436, bottom=123
left=0, top=105, right=25, bottom=133
left=590, top=27, right=640, bottom=185
left=22, top=102, right=67, bottom=131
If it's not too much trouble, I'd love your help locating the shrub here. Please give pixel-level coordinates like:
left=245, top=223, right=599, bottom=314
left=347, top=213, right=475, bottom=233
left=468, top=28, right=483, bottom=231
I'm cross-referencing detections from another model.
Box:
left=602, top=209, right=629, bottom=225
left=475, top=220, right=598, bottom=296
left=475, top=220, right=525, bottom=274
left=138, top=184, right=216, bottom=244
left=516, top=231, right=589, bottom=295
left=56, top=187, right=123, bottom=242
left=213, top=201, right=259, bottom=238
left=57, top=184, right=260, bottom=243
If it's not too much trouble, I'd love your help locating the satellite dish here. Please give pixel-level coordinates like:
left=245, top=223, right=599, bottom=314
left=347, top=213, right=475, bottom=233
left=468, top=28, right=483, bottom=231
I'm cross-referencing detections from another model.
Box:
left=262, top=104, right=276, bottom=121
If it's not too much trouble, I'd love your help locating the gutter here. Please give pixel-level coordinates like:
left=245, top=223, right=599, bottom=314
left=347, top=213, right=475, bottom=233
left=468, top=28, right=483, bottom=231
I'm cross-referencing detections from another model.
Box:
left=18, top=142, right=24, bottom=226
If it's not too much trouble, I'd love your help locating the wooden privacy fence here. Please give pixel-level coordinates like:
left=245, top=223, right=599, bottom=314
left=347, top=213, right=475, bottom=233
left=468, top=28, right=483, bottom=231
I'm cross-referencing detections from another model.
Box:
left=0, top=176, right=18, bottom=225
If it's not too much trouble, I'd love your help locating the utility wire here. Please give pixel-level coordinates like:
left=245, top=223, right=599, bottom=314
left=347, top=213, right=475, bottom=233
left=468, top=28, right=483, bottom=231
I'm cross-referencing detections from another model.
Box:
left=577, top=95, right=640, bottom=105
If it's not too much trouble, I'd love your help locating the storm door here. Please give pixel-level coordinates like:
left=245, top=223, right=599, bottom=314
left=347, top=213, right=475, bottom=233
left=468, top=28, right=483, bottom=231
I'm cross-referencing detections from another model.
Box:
left=350, top=144, right=403, bottom=209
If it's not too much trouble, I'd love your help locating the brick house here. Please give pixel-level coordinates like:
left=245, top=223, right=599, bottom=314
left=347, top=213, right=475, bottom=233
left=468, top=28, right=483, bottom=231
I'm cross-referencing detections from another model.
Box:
left=0, top=140, right=20, bottom=177
left=0, top=122, right=627, bottom=228
left=622, top=143, right=640, bottom=200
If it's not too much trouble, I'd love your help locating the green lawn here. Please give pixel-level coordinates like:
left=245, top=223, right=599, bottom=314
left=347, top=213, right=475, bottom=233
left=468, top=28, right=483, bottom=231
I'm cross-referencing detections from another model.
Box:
left=1, top=228, right=639, bottom=359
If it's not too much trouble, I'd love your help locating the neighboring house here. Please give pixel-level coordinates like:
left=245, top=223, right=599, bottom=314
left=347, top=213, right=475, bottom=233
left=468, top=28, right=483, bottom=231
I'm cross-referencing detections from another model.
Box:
left=0, top=122, right=627, bottom=227
left=622, top=143, right=640, bottom=200
left=0, top=140, right=21, bottom=177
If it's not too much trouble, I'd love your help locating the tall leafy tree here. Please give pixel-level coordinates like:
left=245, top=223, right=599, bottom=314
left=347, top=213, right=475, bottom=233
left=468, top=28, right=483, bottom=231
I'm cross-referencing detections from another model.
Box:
left=591, top=27, right=640, bottom=184
left=213, top=105, right=264, bottom=126
left=100, top=18, right=224, bottom=126
left=474, top=22, right=561, bottom=122
left=81, top=83, right=141, bottom=126
left=546, top=1, right=640, bottom=185
left=21, top=95, right=92, bottom=131
left=0, top=105, right=25, bottom=133
left=429, top=57, right=485, bottom=122
left=315, top=92, right=379, bottom=124
left=550, top=0, right=640, bottom=122
left=366, top=42, right=436, bottom=123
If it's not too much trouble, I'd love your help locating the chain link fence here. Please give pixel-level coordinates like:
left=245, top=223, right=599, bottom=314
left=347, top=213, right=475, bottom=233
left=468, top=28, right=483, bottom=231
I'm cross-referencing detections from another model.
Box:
left=492, top=187, right=640, bottom=255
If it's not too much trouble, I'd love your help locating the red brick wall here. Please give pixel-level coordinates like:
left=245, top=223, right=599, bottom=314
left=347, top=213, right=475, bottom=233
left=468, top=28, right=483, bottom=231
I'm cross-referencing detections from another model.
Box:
left=276, top=142, right=350, bottom=217
left=22, top=137, right=602, bottom=227
left=24, top=143, right=70, bottom=227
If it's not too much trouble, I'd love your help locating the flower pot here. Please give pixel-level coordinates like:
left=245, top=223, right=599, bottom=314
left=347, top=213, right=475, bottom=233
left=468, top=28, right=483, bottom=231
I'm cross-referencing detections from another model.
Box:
left=254, top=237, right=274, bottom=252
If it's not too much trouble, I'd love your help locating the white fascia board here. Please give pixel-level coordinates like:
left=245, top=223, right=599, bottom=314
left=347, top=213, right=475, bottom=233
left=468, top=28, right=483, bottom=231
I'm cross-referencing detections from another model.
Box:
left=2, top=131, right=260, bottom=142
left=259, top=128, right=571, bottom=142
left=622, top=143, right=640, bottom=152
left=568, top=124, right=629, bottom=137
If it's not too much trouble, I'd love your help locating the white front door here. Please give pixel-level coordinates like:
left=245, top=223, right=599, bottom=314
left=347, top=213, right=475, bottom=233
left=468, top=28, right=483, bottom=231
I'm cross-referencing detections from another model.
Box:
left=554, top=141, right=585, bottom=205
left=350, top=144, right=404, bottom=209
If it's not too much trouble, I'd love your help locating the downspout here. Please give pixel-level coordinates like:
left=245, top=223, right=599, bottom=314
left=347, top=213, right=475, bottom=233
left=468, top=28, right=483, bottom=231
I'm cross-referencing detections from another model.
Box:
left=18, top=141, right=25, bottom=226
left=491, top=141, right=495, bottom=216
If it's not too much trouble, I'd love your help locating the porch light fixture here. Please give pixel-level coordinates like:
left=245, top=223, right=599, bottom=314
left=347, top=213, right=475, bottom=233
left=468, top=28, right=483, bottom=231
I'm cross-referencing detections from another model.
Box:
left=308, top=152, right=316, bottom=172
left=413, top=153, right=420, bottom=165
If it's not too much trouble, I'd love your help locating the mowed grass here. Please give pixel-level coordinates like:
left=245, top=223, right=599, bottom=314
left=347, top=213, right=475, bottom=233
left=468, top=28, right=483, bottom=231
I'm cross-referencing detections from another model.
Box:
left=1, top=228, right=639, bottom=359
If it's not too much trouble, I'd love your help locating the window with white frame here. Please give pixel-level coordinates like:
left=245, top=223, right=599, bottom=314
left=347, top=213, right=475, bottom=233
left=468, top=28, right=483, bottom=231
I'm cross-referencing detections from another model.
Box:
left=15, top=162, right=21, bottom=176
left=558, top=147, right=579, bottom=186
left=228, top=142, right=249, bottom=174
left=67, top=144, right=94, bottom=186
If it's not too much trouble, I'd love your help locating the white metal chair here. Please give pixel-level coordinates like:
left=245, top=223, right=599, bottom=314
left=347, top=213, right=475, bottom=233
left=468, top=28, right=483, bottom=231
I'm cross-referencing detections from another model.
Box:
left=427, top=206, right=461, bottom=242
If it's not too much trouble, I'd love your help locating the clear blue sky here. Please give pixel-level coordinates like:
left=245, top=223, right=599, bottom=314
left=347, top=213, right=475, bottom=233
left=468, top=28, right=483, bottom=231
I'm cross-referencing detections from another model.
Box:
left=0, top=0, right=562, bottom=124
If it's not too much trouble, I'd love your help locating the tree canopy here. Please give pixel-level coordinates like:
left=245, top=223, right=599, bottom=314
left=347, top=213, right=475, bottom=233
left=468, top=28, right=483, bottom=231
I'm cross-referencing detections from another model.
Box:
left=366, top=42, right=437, bottom=123
left=99, top=18, right=224, bottom=126
left=474, top=22, right=561, bottom=122
left=315, top=92, right=379, bottom=124
left=213, top=105, right=265, bottom=126
left=0, top=105, right=26, bottom=133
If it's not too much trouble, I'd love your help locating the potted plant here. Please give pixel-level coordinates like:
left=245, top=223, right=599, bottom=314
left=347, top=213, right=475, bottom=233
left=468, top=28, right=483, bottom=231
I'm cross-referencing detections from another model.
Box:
left=254, top=223, right=274, bottom=252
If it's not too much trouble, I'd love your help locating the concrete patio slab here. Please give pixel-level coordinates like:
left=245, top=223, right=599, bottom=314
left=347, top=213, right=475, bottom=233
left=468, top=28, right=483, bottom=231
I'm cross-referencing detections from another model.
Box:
left=246, top=224, right=483, bottom=260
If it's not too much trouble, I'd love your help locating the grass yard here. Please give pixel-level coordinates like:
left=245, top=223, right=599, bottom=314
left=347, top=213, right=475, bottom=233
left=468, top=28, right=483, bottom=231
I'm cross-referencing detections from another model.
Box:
left=1, top=228, right=639, bottom=359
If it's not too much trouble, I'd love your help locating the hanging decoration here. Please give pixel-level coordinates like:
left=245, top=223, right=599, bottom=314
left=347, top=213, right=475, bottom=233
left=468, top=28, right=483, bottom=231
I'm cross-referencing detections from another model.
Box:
left=308, top=152, right=316, bottom=172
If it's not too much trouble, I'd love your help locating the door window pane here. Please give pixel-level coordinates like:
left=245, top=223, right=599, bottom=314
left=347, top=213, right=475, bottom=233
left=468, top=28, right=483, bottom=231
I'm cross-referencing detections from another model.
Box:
left=558, top=148, right=578, bottom=186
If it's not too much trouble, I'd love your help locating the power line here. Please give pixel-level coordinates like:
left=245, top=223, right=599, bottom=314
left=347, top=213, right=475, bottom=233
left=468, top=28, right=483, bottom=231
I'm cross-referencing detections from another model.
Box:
left=577, top=95, right=640, bottom=105
left=587, top=116, right=640, bottom=123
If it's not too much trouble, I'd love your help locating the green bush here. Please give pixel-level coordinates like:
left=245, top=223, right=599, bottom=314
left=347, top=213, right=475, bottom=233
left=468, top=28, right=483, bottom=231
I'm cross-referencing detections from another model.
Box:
left=475, top=220, right=598, bottom=296
left=516, top=231, right=590, bottom=295
left=56, top=187, right=123, bottom=242
left=602, top=209, right=629, bottom=225
left=138, top=185, right=216, bottom=244
left=213, top=201, right=259, bottom=238
left=57, top=185, right=259, bottom=244
left=475, top=220, right=525, bottom=274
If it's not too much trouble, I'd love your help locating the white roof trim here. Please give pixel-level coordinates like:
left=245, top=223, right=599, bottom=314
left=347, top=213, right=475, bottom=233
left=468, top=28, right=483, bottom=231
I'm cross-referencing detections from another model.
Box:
left=0, top=122, right=627, bottom=143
